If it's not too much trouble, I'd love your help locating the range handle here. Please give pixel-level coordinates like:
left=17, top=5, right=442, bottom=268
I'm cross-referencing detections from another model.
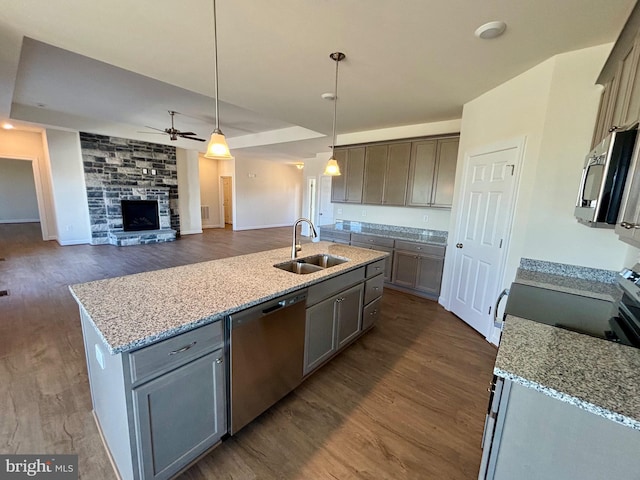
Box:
left=493, top=288, right=510, bottom=329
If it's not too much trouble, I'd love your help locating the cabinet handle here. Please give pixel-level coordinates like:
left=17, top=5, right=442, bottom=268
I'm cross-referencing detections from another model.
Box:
left=375, top=266, right=382, bottom=270
left=416, top=246, right=422, bottom=250
left=373, top=286, right=379, bottom=291
left=620, top=222, right=640, bottom=229
left=169, top=341, right=197, bottom=355
left=215, top=358, right=223, bottom=364
left=370, top=309, right=377, bottom=316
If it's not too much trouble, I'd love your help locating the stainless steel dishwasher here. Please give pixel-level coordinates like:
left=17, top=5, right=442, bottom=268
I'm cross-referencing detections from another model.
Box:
left=228, top=290, right=307, bottom=434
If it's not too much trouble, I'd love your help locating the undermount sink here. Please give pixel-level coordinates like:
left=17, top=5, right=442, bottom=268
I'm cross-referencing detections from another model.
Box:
left=274, top=254, right=349, bottom=274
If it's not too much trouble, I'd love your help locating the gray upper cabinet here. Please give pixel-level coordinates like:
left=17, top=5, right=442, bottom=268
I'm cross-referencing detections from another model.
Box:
left=362, top=142, right=411, bottom=206
left=331, top=147, right=365, bottom=203
left=407, top=137, right=459, bottom=208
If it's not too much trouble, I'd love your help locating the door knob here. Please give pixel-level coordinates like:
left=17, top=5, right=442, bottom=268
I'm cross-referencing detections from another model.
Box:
left=456, top=243, right=463, bottom=248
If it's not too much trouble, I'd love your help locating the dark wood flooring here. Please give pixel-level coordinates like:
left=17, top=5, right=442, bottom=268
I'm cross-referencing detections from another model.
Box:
left=0, top=223, right=496, bottom=479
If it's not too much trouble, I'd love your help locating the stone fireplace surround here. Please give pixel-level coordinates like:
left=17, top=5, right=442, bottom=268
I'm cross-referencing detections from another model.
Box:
left=80, top=132, right=180, bottom=246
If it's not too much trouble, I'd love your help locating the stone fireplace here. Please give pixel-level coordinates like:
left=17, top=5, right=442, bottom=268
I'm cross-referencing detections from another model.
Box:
left=80, top=132, right=180, bottom=246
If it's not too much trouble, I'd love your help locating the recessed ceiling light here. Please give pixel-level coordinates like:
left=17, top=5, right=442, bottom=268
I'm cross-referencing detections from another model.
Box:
left=2, top=122, right=14, bottom=130
left=475, top=21, right=507, bottom=39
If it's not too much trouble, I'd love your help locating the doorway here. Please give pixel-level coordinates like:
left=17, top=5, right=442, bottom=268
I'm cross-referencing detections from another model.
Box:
left=317, top=175, right=333, bottom=226
left=447, top=138, right=523, bottom=341
left=221, top=176, right=233, bottom=226
left=0, top=156, right=48, bottom=240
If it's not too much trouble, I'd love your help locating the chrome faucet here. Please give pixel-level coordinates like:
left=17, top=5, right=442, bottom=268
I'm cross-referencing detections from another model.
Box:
left=292, top=217, right=318, bottom=259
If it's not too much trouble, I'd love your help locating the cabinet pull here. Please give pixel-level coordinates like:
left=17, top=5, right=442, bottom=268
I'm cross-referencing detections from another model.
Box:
left=375, top=266, right=381, bottom=270
left=168, top=341, right=197, bottom=355
left=373, top=286, right=380, bottom=291
left=370, top=309, right=377, bottom=316
left=215, top=358, right=223, bottom=364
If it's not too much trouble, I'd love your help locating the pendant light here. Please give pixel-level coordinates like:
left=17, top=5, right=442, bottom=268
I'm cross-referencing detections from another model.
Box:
left=323, top=52, right=346, bottom=176
left=205, top=0, right=232, bottom=159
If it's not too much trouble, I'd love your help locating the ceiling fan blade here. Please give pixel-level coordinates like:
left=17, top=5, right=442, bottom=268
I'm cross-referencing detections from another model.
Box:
left=178, top=134, right=206, bottom=142
left=144, top=126, right=166, bottom=133
left=137, top=131, right=167, bottom=135
left=176, top=131, right=197, bottom=136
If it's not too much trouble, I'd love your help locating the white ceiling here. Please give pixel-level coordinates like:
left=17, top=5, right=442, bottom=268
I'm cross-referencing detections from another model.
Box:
left=0, top=0, right=636, bottom=161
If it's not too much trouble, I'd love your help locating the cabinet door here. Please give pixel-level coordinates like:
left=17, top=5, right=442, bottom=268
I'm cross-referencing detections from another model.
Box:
left=304, top=296, right=338, bottom=375
left=331, top=149, right=348, bottom=202
left=345, top=147, right=365, bottom=203
left=592, top=81, right=614, bottom=148
left=432, top=138, right=459, bottom=207
left=133, top=350, right=226, bottom=480
left=624, top=36, right=640, bottom=126
left=407, top=140, right=437, bottom=206
left=415, top=255, right=444, bottom=295
left=383, top=142, right=411, bottom=205
left=336, top=283, right=364, bottom=349
left=363, top=145, right=387, bottom=204
left=613, top=44, right=636, bottom=129
left=391, top=251, right=419, bottom=288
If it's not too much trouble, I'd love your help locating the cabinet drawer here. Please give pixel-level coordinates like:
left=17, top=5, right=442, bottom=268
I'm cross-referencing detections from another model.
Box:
left=394, top=240, right=445, bottom=257
left=366, top=259, right=386, bottom=278
left=364, top=274, right=384, bottom=305
left=320, top=230, right=351, bottom=244
left=363, top=297, right=382, bottom=330
left=129, top=321, right=223, bottom=384
left=350, top=233, right=395, bottom=248
left=307, top=267, right=365, bottom=307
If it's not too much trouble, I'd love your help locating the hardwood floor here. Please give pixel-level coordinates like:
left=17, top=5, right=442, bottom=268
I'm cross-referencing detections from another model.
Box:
left=0, top=223, right=496, bottom=479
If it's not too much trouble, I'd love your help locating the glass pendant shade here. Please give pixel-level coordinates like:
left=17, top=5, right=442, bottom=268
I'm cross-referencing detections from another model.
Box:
left=205, top=129, right=232, bottom=159
left=323, top=157, right=341, bottom=176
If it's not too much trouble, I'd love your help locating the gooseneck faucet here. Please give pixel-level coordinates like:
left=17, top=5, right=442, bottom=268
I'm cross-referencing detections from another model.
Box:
left=292, top=217, right=318, bottom=259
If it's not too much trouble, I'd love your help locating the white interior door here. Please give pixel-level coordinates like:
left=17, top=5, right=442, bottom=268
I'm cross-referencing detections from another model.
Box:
left=317, top=175, right=333, bottom=226
left=302, top=177, right=316, bottom=236
left=449, top=140, right=521, bottom=339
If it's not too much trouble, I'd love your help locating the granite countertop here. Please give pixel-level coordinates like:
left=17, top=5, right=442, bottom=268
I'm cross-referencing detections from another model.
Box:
left=320, top=222, right=448, bottom=246
left=69, top=242, right=387, bottom=355
left=495, top=315, right=640, bottom=430
left=514, top=268, right=622, bottom=303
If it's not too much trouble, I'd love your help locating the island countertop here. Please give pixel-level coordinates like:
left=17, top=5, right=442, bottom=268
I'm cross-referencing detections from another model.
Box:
left=69, top=242, right=387, bottom=354
left=495, top=315, right=640, bottom=430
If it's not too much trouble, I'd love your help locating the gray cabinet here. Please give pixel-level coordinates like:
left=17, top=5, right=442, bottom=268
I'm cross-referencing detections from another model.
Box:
left=304, top=282, right=364, bottom=375
left=407, top=137, right=459, bottom=208
left=362, top=142, right=411, bottom=205
left=331, top=147, right=365, bottom=203
left=319, top=229, right=351, bottom=244
left=133, top=350, right=226, bottom=480
left=80, top=312, right=226, bottom=480
left=350, top=233, right=394, bottom=282
left=391, top=241, right=445, bottom=298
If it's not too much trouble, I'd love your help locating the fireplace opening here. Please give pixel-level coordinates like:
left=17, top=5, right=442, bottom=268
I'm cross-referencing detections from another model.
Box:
left=121, top=200, right=160, bottom=231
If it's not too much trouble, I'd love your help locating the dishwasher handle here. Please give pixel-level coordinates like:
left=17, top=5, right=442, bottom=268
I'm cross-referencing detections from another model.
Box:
left=262, top=301, right=287, bottom=315
left=493, top=288, right=509, bottom=329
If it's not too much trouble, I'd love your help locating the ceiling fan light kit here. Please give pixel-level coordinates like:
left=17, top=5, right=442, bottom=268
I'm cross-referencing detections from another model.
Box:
left=323, top=51, right=346, bottom=177
left=205, top=0, right=232, bottom=159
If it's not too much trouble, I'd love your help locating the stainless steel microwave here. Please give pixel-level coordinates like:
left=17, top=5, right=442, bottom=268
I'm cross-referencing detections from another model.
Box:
left=575, top=126, right=638, bottom=227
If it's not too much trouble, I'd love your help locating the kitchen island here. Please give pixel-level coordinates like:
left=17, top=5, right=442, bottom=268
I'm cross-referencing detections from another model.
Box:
left=70, top=242, right=387, bottom=480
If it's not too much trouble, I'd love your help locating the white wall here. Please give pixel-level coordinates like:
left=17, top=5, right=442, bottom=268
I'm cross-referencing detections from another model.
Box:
left=199, top=155, right=221, bottom=228
left=0, top=129, right=56, bottom=240
left=324, top=119, right=462, bottom=230
left=441, top=44, right=638, bottom=313
left=233, top=158, right=303, bottom=230
left=45, top=129, right=92, bottom=245
left=176, top=148, right=202, bottom=235
left=0, top=158, right=40, bottom=222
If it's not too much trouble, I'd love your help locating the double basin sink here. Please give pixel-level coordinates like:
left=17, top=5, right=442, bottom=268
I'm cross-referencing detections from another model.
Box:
left=274, top=254, right=349, bottom=275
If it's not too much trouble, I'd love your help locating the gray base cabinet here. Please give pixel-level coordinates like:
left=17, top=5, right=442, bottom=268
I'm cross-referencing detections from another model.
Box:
left=391, top=241, right=445, bottom=298
left=133, top=350, right=226, bottom=480
left=480, top=378, right=640, bottom=480
left=79, top=311, right=227, bottom=480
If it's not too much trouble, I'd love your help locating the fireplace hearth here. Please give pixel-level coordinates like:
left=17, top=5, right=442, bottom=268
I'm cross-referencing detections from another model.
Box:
left=122, top=200, right=160, bottom=232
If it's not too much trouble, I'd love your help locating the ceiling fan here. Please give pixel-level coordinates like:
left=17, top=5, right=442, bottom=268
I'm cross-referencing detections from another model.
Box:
left=143, top=111, right=206, bottom=142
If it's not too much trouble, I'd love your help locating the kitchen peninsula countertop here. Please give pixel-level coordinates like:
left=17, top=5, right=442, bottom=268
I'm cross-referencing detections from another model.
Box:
left=69, top=242, right=386, bottom=354
left=320, top=221, right=448, bottom=246
left=495, top=315, right=640, bottom=430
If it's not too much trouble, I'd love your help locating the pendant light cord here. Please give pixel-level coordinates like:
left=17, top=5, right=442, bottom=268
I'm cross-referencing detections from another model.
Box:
left=331, top=57, right=339, bottom=157
left=212, top=0, right=220, bottom=132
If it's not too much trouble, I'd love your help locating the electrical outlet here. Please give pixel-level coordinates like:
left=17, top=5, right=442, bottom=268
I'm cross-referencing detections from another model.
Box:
left=142, top=168, right=148, bottom=174
left=337, top=208, right=343, bottom=215
left=151, top=169, right=157, bottom=175
left=361, top=210, right=367, bottom=217
left=423, top=215, right=429, bottom=222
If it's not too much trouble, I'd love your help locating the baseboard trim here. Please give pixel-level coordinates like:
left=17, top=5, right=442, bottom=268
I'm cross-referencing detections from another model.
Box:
left=180, top=229, right=203, bottom=235
left=92, top=410, right=124, bottom=480
left=0, top=218, right=40, bottom=223
left=57, top=238, right=91, bottom=246
left=233, top=223, right=291, bottom=231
